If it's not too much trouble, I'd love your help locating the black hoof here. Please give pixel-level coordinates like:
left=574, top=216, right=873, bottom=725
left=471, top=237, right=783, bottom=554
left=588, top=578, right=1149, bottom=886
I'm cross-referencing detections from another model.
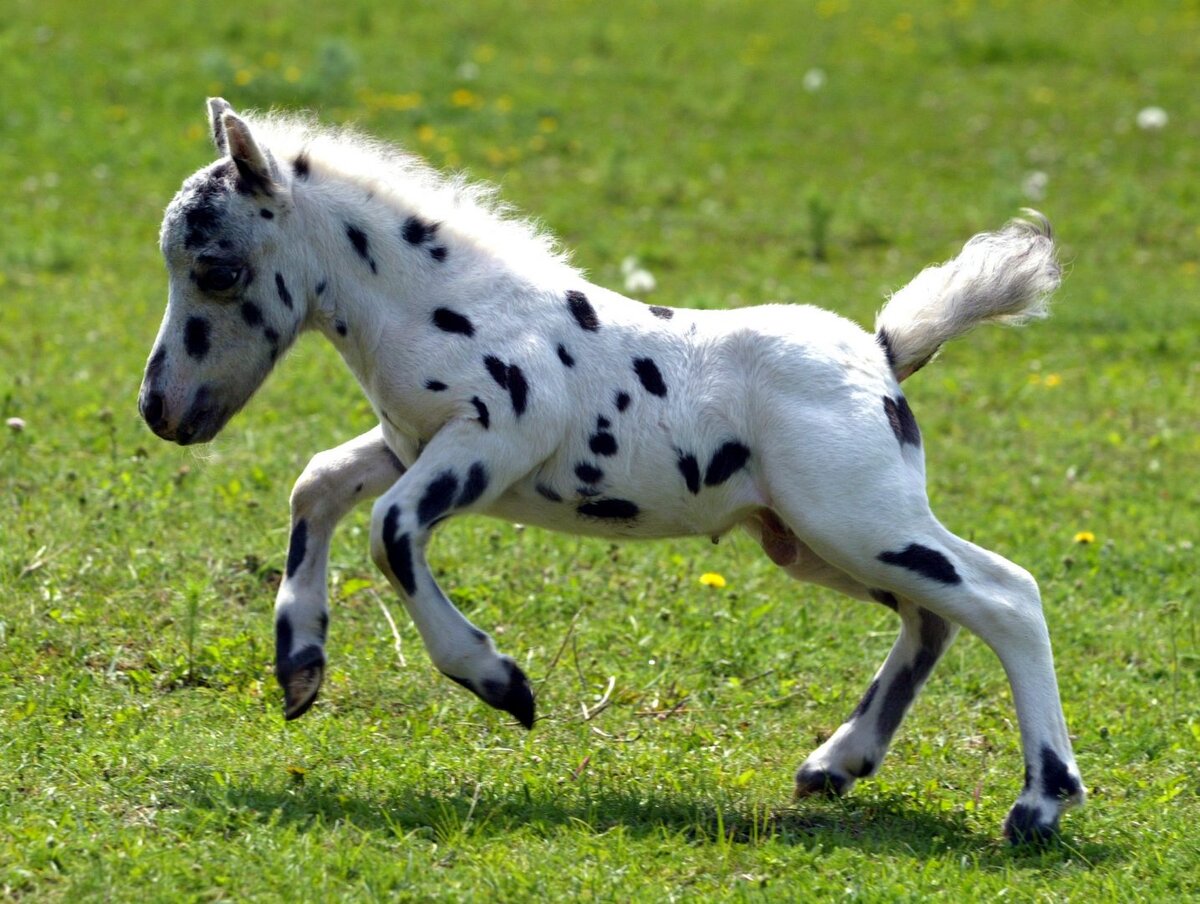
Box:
left=1003, top=802, right=1059, bottom=845
left=794, top=765, right=849, bottom=798
left=276, top=645, right=325, bottom=721
left=446, top=658, right=536, bottom=729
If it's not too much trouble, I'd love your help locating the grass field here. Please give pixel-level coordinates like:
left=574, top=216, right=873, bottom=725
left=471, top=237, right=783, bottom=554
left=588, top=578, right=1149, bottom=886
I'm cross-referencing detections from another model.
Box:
left=2, top=0, right=1198, bottom=899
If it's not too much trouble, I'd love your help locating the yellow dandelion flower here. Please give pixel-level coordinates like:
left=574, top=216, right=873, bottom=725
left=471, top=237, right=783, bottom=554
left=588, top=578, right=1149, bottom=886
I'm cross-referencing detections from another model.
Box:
left=284, top=65, right=302, bottom=84
left=494, top=95, right=514, bottom=113
left=234, top=68, right=254, bottom=87
left=538, top=116, right=558, bottom=133
left=1044, top=373, right=1062, bottom=388
left=1073, top=531, right=1096, bottom=545
left=417, top=124, right=437, bottom=144
left=699, top=572, right=727, bottom=588
left=262, top=51, right=281, bottom=68
left=451, top=88, right=480, bottom=108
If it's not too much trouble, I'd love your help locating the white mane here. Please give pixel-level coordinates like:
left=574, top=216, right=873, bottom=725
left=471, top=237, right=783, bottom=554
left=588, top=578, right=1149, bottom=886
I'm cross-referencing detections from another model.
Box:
left=243, top=109, right=578, bottom=278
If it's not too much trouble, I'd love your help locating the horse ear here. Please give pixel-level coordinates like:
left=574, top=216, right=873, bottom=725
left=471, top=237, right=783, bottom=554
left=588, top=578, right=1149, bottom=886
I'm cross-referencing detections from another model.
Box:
left=207, top=97, right=234, bottom=153
left=221, top=110, right=280, bottom=197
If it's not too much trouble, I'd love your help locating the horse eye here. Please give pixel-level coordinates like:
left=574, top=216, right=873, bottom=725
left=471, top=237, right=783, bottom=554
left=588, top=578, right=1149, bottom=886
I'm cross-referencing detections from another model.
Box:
left=198, top=266, right=241, bottom=292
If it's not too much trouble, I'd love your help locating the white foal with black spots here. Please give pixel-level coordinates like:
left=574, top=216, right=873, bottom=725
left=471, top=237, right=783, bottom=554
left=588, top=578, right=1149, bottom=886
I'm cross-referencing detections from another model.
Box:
left=139, top=98, right=1084, bottom=842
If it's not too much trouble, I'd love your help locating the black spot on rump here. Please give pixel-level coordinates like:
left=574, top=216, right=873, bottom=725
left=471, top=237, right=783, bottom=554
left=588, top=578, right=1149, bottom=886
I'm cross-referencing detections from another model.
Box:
left=649, top=305, right=674, bottom=320
left=506, top=364, right=528, bottom=416
left=557, top=344, right=575, bottom=368
left=877, top=543, right=961, bottom=585
left=382, top=505, right=416, bottom=595
left=403, top=216, right=438, bottom=245
left=589, top=432, right=618, bottom=456
left=676, top=453, right=700, bottom=495
left=704, top=442, right=751, bottom=486
left=632, top=357, right=667, bottom=397
left=484, top=355, right=508, bottom=387
left=883, top=395, right=921, bottom=447
left=566, top=290, right=600, bottom=331
left=471, top=396, right=490, bottom=428
left=275, top=272, right=293, bottom=309
left=577, top=498, right=640, bottom=520
left=432, top=307, right=475, bottom=337
left=456, top=463, right=489, bottom=508
left=418, top=472, right=460, bottom=527
left=184, top=317, right=211, bottom=360
left=614, top=391, right=631, bottom=412
left=286, top=519, right=308, bottom=578
left=575, top=463, right=603, bottom=484
left=425, top=380, right=448, bottom=392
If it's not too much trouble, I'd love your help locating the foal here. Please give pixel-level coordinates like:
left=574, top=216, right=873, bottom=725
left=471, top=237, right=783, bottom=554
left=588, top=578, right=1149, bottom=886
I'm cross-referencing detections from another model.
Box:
left=139, top=98, right=1083, bottom=841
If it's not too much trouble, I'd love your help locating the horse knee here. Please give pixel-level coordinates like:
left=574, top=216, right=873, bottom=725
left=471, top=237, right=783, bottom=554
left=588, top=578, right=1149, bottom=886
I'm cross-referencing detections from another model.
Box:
left=290, top=450, right=342, bottom=522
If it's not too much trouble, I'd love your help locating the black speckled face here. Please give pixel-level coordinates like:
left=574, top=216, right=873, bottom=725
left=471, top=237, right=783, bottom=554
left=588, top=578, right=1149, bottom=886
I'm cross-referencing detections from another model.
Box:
left=140, top=159, right=300, bottom=445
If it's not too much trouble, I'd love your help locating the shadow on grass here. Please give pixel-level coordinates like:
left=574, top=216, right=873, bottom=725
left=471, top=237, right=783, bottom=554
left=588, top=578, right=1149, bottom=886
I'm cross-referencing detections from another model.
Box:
left=175, top=768, right=1123, bottom=870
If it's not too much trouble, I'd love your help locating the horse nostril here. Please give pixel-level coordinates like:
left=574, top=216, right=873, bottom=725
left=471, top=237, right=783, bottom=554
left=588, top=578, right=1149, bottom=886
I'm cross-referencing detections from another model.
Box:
left=141, top=391, right=166, bottom=431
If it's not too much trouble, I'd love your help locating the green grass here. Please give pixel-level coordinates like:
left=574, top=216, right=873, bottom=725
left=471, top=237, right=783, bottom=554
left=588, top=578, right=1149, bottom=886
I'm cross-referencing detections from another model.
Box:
left=2, top=0, right=1199, bottom=899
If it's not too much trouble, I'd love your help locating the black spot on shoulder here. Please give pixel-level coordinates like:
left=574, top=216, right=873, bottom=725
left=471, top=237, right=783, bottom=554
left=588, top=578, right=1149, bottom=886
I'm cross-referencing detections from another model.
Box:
left=484, top=355, right=508, bottom=387
left=240, top=302, right=263, bottom=327
left=536, top=483, right=562, bottom=503
left=345, top=224, right=376, bottom=273
left=704, top=442, right=751, bottom=486
left=566, top=290, right=600, bottom=332
left=429, top=246, right=448, bottom=263
left=649, top=305, right=674, bottom=320
left=275, top=272, right=293, bottom=309
left=676, top=452, right=701, bottom=495
left=589, top=431, right=618, bottom=457
left=260, top=208, right=274, bottom=220
left=432, top=307, right=475, bottom=337
left=293, top=154, right=310, bottom=179
left=315, top=279, right=327, bottom=296
left=877, top=543, right=961, bottom=585
left=184, top=316, right=211, bottom=360
left=577, top=498, right=640, bottom=520
left=471, top=396, right=490, bottom=429
left=557, top=344, right=575, bottom=368
left=418, top=472, right=460, bottom=527
left=286, top=519, right=308, bottom=579
left=614, top=391, right=631, bottom=412
left=883, top=395, right=921, bottom=447
left=632, top=358, right=667, bottom=397
left=382, top=505, right=416, bottom=595
left=425, top=380, right=448, bottom=392
left=335, top=320, right=348, bottom=337
left=575, top=462, right=603, bottom=484
left=456, top=463, right=489, bottom=509
left=506, top=364, right=528, bottom=416
left=403, top=216, right=439, bottom=245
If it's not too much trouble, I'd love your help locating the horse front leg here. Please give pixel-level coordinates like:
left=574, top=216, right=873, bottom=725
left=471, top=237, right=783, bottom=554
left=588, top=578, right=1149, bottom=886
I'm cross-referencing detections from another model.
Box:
left=274, top=425, right=404, bottom=719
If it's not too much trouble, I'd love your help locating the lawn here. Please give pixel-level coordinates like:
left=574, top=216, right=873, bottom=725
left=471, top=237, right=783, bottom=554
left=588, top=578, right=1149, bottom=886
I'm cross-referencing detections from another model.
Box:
left=2, top=0, right=1198, bottom=899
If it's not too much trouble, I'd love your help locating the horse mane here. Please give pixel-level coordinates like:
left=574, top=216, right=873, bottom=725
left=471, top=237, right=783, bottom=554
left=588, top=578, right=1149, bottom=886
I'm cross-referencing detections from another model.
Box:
left=243, top=109, right=579, bottom=276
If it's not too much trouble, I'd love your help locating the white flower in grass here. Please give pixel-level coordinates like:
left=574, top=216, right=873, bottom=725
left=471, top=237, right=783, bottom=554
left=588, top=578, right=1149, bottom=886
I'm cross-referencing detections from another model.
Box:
left=621, top=256, right=657, bottom=294
left=803, top=68, right=826, bottom=92
left=1136, top=106, right=1168, bottom=131
left=1022, top=170, right=1049, bottom=201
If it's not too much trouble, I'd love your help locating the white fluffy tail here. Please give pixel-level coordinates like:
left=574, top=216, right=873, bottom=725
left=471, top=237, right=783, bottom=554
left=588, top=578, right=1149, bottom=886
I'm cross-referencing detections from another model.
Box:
left=875, top=211, right=1060, bottom=380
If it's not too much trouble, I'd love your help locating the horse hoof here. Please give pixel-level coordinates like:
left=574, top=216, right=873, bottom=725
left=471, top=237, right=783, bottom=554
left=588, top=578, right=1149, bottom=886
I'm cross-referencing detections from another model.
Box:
left=277, top=647, right=325, bottom=721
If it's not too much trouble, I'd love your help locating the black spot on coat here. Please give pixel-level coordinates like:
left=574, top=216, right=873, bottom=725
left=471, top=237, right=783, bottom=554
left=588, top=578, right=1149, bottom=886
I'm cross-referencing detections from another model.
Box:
left=484, top=355, right=508, bottom=387
left=345, top=224, right=376, bottom=273
left=418, top=472, right=460, bottom=527
left=335, top=320, right=348, bottom=337
left=456, top=463, right=489, bottom=508
left=676, top=453, right=701, bottom=495
left=614, top=391, right=631, bottom=412
left=589, top=432, right=618, bottom=457
left=429, top=246, right=447, bottom=262
left=649, top=305, right=674, bottom=320
left=851, top=678, right=880, bottom=720
left=575, top=463, right=603, bottom=484
left=286, top=519, right=308, bottom=578
left=260, top=208, right=274, bottom=220
left=557, top=345, right=575, bottom=368
left=184, top=317, right=211, bottom=360
left=876, top=329, right=896, bottom=369
left=403, top=216, right=438, bottom=245
left=292, top=154, right=310, bottom=179
left=274, top=615, right=294, bottom=665
left=506, top=364, right=528, bottom=416
left=432, top=307, right=475, bottom=336
left=883, top=395, right=921, bottom=447
left=577, top=498, right=640, bottom=520
left=275, top=272, right=293, bottom=309
left=704, top=442, right=751, bottom=486
left=877, top=543, right=961, bottom=585
left=1039, top=745, right=1080, bottom=800
left=425, top=380, right=448, bottom=392
left=566, top=290, right=600, bottom=331
left=240, top=302, right=263, bottom=327
left=382, top=506, right=416, bottom=595
left=632, top=358, right=667, bottom=397
left=471, top=396, right=490, bottom=428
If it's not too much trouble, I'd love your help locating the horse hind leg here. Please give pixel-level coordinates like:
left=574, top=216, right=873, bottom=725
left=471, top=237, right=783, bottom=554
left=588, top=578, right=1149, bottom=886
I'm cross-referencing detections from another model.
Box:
left=744, top=510, right=959, bottom=798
